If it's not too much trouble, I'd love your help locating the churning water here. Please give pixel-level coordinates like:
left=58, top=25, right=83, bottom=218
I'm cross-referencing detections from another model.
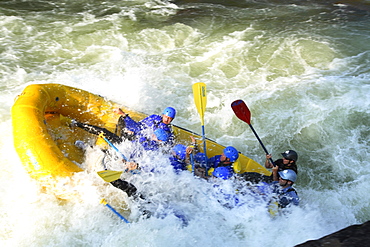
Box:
left=1, top=0, right=370, bottom=246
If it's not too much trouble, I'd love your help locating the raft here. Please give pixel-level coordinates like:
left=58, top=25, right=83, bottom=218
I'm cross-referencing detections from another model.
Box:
left=12, top=84, right=271, bottom=196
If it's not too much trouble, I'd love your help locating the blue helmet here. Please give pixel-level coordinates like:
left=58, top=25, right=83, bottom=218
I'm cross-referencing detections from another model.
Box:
left=154, top=128, right=169, bottom=142
left=213, top=166, right=233, bottom=180
left=223, top=146, right=239, bottom=162
left=173, top=144, right=187, bottom=160
left=163, top=107, right=176, bottom=119
left=195, top=152, right=207, bottom=164
left=278, top=169, right=297, bottom=183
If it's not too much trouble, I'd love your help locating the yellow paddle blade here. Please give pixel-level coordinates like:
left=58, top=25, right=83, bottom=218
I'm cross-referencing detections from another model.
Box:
left=268, top=200, right=279, bottom=217
left=100, top=198, right=108, bottom=205
left=192, top=82, right=207, bottom=125
left=97, top=170, right=123, bottom=183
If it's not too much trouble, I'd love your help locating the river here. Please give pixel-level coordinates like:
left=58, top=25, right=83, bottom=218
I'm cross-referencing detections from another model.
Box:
left=1, top=0, right=370, bottom=246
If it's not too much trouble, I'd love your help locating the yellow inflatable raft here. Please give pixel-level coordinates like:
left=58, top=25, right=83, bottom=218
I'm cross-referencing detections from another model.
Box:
left=12, top=84, right=271, bottom=196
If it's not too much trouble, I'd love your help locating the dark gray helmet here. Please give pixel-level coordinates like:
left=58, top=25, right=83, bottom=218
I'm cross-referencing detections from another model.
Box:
left=281, top=150, right=298, bottom=162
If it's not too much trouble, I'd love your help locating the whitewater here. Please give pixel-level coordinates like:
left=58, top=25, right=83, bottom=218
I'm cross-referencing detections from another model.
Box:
left=1, top=0, right=370, bottom=246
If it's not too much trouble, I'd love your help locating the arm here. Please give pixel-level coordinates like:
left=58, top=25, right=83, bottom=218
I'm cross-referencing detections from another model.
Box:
left=265, top=154, right=274, bottom=168
left=114, top=108, right=137, bottom=137
left=74, top=121, right=122, bottom=144
left=113, top=108, right=127, bottom=117
left=272, top=165, right=279, bottom=181
left=184, top=136, right=197, bottom=165
left=124, top=161, right=140, bottom=172
left=189, top=136, right=199, bottom=152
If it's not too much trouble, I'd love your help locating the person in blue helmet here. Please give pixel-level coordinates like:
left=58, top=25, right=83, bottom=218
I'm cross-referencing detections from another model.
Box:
left=169, top=144, right=190, bottom=172
left=208, top=146, right=239, bottom=169
left=194, top=146, right=239, bottom=179
left=71, top=119, right=170, bottom=174
left=270, top=168, right=299, bottom=208
left=114, top=107, right=176, bottom=144
left=212, top=166, right=233, bottom=180
left=212, top=168, right=299, bottom=211
left=169, top=136, right=198, bottom=173
left=72, top=120, right=170, bottom=151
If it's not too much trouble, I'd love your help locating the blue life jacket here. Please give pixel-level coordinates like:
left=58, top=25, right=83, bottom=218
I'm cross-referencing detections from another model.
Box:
left=124, top=114, right=173, bottom=151
left=271, top=181, right=299, bottom=208
left=169, top=156, right=187, bottom=173
left=207, top=155, right=222, bottom=168
left=125, top=115, right=173, bottom=144
left=207, top=155, right=234, bottom=169
left=124, top=115, right=141, bottom=133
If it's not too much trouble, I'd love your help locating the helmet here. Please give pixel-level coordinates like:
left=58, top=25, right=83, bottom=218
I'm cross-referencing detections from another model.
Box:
left=278, top=169, right=297, bottom=183
left=195, top=152, right=207, bottom=164
left=213, top=166, right=233, bottom=180
left=223, top=146, right=239, bottom=162
left=281, top=150, right=298, bottom=162
left=162, top=107, right=176, bottom=119
left=173, top=144, right=187, bottom=160
left=154, top=128, right=169, bottom=142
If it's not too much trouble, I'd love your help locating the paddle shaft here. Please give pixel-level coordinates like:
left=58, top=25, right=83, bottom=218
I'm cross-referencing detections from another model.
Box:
left=101, top=199, right=130, bottom=223
left=190, top=153, right=195, bottom=175
left=99, top=133, right=129, bottom=161
left=231, top=99, right=275, bottom=167
left=248, top=123, right=276, bottom=166
left=201, top=125, right=207, bottom=159
left=192, top=83, right=209, bottom=174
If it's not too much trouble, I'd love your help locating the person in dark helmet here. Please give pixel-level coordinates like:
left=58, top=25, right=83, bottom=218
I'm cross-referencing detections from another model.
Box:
left=265, top=150, right=298, bottom=181
left=239, top=150, right=298, bottom=184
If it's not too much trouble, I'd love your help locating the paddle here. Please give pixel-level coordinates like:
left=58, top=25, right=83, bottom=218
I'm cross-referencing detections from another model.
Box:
left=100, top=198, right=130, bottom=223
left=231, top=99, right=275, bottom=166
left=97, top=170, right=123, bottom=183
left=98, top=133, right=141, bottom=174
left=192, top=82, right=208, bottom=174
left=99, top=133, right=129, bottom=161
left=190, top=153, right=195, bottom=175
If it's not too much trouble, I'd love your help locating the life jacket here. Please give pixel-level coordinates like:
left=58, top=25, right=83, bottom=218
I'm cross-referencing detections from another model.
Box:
left=286, top=187, right=298, bottom=195
left=208, top=155, right=234, bottom=168
left=140, top=115, right=171, bottom=132
left=169, top=156, right=187, bottom=172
